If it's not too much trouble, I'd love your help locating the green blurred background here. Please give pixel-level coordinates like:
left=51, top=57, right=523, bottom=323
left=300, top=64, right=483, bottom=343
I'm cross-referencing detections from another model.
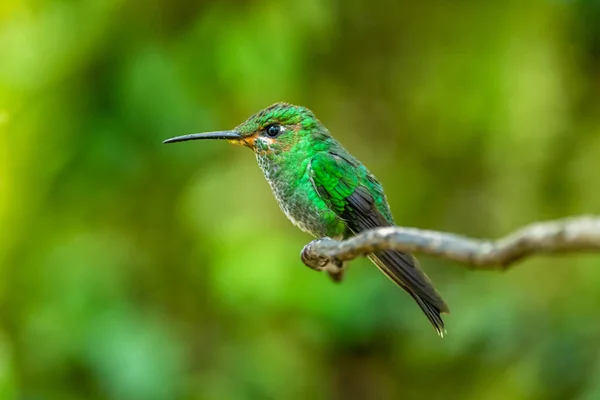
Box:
left=2, top=0, right=600, bottom=399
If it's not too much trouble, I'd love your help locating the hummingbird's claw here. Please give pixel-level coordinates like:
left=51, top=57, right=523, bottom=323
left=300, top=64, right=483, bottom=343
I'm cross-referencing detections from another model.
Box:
left=326, top=260, right=346, bottom=283
left=301, top=239, right=333, bottom=271
left=301, top=239, right=346, bottom=283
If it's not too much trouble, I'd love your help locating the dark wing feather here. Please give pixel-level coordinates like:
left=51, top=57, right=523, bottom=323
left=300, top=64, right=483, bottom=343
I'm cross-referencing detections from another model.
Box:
left=310, top=151, right=449, bottom=335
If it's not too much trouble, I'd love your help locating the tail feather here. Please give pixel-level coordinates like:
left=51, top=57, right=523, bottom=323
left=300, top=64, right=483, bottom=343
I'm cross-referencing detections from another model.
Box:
left=368, top=251, right=449, bottom=337
left=408, top=291, right=446, bottom=337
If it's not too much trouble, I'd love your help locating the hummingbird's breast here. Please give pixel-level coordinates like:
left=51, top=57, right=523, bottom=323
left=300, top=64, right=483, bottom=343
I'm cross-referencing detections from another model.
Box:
left=255, top=152, right=344, bottom=239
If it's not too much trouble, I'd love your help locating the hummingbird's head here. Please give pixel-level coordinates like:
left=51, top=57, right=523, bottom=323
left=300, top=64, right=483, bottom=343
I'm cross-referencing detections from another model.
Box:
left=163, top=102, right=327, bottom=155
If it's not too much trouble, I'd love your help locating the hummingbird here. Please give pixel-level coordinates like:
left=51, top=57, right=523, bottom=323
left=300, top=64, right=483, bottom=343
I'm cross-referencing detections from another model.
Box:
left=164, top=103, right=449, bottom=336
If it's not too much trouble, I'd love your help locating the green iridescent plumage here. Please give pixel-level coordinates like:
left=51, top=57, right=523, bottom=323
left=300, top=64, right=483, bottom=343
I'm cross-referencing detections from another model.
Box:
left=164, top=102, right=449, bottom=336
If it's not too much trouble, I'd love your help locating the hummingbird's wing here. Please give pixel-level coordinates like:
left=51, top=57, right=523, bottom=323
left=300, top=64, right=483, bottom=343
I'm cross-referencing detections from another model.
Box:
left=309, top=151, right=449, bottom=335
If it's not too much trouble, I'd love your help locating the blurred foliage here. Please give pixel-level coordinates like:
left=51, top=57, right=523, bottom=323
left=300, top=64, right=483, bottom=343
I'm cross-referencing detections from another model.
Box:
left=1, top=0, right=600, bottom=399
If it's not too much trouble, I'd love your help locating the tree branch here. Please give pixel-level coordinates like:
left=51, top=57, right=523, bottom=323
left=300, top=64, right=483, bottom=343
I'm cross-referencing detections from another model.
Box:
left=300, top=216, right=600, bottom=271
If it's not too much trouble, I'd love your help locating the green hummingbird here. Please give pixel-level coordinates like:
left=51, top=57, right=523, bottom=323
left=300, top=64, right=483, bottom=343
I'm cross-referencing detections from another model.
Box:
left=164, top=102, right=449, bottom=336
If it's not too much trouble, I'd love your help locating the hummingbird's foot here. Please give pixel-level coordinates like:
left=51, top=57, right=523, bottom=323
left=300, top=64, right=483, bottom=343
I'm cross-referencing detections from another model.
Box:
left=326, top=260, right=347, bottom=283
left=301, top=240, right=331, bottom=271
left=301, top=239, right=346, bottom=282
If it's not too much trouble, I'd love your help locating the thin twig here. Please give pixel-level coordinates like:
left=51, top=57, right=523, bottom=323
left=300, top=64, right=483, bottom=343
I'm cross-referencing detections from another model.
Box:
left=300, top=216, right=600, bottom=270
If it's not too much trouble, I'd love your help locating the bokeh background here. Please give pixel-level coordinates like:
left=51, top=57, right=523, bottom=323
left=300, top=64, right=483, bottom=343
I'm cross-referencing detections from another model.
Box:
left=2, top=0, right=600, bottom=399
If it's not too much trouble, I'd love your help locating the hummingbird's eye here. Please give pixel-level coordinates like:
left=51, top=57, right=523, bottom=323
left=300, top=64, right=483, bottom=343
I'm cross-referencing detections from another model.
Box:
left=265, top=124, right=283, bottom=138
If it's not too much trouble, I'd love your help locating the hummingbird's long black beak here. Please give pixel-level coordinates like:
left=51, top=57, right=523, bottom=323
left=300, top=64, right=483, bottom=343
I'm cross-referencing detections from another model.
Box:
left=163, top=130, right=241, bottom=144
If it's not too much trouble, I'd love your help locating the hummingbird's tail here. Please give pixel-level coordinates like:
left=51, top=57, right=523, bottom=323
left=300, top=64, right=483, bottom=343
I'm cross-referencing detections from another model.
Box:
left=406, top=289, right=447, bottom=337
left=368, top=251, right=449, bottom=337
